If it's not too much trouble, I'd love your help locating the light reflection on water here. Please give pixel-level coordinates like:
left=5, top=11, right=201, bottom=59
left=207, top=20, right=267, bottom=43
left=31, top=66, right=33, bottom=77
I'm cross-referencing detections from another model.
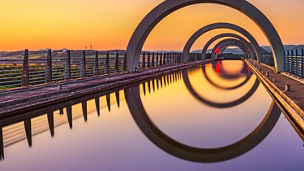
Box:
left=0, top=60, right=303, bottom=171
left=141, top=62, right=272, bottom=149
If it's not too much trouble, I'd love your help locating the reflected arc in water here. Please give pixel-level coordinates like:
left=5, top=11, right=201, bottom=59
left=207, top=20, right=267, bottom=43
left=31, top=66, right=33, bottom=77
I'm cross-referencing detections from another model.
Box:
left=202, top=62, right=253, bottom=90
left=125, top=85, right=281, bottom=162
left=208, top=60, right=250, bottom=79
left=182, top=69, right=260, bottom=108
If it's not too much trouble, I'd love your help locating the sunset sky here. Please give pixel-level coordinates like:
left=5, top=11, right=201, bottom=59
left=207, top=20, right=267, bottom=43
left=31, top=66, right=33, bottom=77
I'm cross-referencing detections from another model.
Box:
left=0, top=0, right=303, bottom=51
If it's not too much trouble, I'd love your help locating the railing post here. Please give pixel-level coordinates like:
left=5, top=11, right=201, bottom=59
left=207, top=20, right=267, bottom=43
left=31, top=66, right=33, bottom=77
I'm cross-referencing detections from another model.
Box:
left=105, top=51, right=110, bottom=74
left=168, top=53, right=171, bottom=65
left=291, top=49, right=294, bottom=74
left=173, top=53, right=175, bottom=64
left=163, top=53, right=167, bottom=65
left=115, top=51, right=119, bottom=72
left=152, top=52, right=155, bottom=67
left=80, top=50, right=86, bottom=77
left=284, top=50, right=287, bottom=71
left=301, top=49, right=304, bottom=78
left=296, top=49, right=299, bottom=76
left=160, top=53, right=163, bottom=66
left=94, top=51, right=99, bottom=75
left=156, top=52, right=159, bottom=66
left=142, top=52, right=146, bottom=69
left=45, top=49, right=52, bottom=83
left=287, top=50, right=290, bottom=73
left=123, top=52, right=127, bottom=71
left=22, top=49, right=29, bottom=86
left=64, top=50, right=71, bottom=80
left=147, top=52, right=151, bottom=67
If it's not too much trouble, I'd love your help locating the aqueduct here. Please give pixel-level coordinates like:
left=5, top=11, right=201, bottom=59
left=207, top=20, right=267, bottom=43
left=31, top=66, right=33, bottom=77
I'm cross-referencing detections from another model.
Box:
left=124, top=0, right=286, bottom=161
left=126, top=0, right=285, bottom=72
left=211, top=38, right=251, bottom=58
left=202, top=33, right=256, bottom=59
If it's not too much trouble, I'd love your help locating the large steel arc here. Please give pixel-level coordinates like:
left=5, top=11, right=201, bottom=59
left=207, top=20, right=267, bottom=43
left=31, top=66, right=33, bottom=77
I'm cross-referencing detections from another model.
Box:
left=202, top=33, right=256, bottom=59
left=126, top=0, right=285, bottom=72
left=183, top=23, right=261, bottom=61
left=212, top=38, right=251, bottom=58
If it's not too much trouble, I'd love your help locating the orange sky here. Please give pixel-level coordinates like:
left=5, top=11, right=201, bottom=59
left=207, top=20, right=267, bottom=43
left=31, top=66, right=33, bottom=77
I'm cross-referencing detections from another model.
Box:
left=0, top=0, right=303, bottom=51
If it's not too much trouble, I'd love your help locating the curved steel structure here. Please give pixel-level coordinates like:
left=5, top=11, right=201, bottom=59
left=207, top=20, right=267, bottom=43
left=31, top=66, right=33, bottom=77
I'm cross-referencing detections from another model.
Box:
left=126, top=0, right=285, bottom=72
left=184, top=23, right=261, bottom=61
left=212, top=38, right=251, bottom=57
left=202, top=33, right=256, bottom=59
left=211, top=38, right=251, bottom=58
left=216, top=41, right=249, bottom=54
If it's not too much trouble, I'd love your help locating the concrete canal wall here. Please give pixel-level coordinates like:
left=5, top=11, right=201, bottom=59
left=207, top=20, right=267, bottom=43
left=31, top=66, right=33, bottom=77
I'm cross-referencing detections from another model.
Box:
left=245, top=59, right=304, bottom=138
left=0, top=59, right=215, bottom=119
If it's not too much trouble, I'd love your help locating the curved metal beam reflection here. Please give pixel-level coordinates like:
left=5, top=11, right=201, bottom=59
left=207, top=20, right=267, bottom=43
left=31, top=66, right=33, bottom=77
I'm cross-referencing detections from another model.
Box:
left=208, top=60, right=250, bottom=79
left=125, top=85, right=281, bottom=162
left=182, top=69, right=259, bottom=108
left=202, top=62, right=253, bottom=90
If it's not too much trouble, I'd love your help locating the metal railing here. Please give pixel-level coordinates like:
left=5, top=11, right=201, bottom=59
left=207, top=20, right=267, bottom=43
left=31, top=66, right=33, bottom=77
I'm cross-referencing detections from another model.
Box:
left=284, top=49, right=304, bottom=77
left=260, top=49, right=304, bottom=78
left=0, top=49, right=203, bottom=89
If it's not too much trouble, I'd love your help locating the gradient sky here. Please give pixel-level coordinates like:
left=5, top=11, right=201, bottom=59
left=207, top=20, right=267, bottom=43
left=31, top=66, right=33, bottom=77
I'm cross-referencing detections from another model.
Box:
left=0, top=0, right=303, bottom=51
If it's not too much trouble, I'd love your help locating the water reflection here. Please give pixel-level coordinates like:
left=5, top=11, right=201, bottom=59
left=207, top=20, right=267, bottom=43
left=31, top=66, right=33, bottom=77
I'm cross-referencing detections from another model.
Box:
left=0, top=60, right=300, bottom=169
left=0, top=71, right=181, bottom=160
left=182, top=66, right=260, bottom=108
left=125, top=60, right=282, bottom=162
left=202, top=61, right=253, bottom=90
left=125, top=85, right=280, bottom=162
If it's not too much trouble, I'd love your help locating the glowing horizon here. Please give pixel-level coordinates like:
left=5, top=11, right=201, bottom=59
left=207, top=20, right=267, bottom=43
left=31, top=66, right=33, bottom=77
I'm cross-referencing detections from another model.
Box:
left=0, top=0, right=303, bottom=51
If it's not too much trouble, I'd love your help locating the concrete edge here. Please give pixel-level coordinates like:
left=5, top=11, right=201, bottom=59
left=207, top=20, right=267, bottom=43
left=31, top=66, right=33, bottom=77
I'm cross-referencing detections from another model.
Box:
left=0, top=59, right=215, bottom=119
left=259, top=62, right=304, bottom=84
left=245, top=59, right=304, bottom=134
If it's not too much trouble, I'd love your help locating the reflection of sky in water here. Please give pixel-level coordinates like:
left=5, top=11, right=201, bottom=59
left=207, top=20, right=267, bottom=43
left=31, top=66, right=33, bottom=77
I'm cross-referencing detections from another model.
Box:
left=0, top=60, right=303, bottom=171
left=142, top=67, right=271, bottom=148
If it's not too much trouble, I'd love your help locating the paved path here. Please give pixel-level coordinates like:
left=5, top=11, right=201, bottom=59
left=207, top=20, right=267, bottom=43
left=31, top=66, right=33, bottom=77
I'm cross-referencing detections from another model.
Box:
left=246, top=59, right=304, bottom=134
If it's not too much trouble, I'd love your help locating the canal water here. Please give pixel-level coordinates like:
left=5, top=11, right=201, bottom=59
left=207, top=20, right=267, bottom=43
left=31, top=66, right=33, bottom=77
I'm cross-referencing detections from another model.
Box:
left=0, top=60, right=303, bottom=171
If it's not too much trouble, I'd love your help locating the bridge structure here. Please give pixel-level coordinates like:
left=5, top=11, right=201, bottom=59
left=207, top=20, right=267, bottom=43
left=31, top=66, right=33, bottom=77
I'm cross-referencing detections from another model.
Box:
left=211, top=38, right=252, bottom=59
left=0, top=0, right=304, bottom=162
left=201, top=33, right=257, bottom=59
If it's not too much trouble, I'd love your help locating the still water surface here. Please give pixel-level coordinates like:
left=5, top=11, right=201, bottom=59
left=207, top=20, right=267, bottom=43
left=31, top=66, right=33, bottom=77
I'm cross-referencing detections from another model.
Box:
left=0, top=60, right=303, bottom=171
